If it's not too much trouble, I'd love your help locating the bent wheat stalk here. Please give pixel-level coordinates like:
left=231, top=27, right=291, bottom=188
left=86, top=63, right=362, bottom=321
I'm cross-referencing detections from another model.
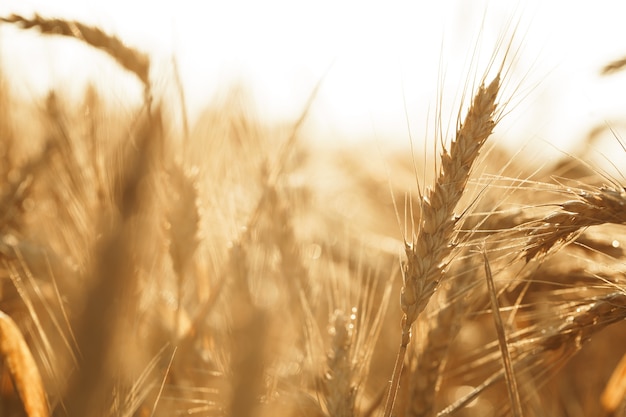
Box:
left=0, top=14, right=150, bottom=95
left=383, top=74, right=501, bottom=417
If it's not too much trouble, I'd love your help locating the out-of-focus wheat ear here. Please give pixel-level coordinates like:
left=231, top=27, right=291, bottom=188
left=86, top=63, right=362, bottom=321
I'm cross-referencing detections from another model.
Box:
left=601, top=56, right=626, bottom=75
left=0, top=310, right=49, bottom=417
left=525, top=186, right=626, bottom=261
left=324, top=309, right=357, bottom=417
left=0, top=14, right=150, bottom=98
left=602, top=352, right=626, bottom=415
left=62, top=107, right=163, bottom=416
left=79, top=84, right=108, bottom=202
left=482, top=250, right=523, bottom=417
left=227, top=241, right=268, bottom=417
left=166, top=163, right=200, bottom=340
left=0, top=143, right=51, bottom=233
left=167, top=163, right=200, bottom=278
left=267, top=184, right=310, bottom=305
left=384, top=74, right=501, bottom=417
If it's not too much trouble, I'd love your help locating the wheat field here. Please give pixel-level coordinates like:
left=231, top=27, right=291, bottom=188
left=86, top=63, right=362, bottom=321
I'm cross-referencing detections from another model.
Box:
left=0, top=11, right=625, bottom=417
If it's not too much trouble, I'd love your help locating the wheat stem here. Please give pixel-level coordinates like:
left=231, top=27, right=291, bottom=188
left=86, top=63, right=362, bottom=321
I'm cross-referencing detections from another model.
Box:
left=483, top=249, right=523, bottom=417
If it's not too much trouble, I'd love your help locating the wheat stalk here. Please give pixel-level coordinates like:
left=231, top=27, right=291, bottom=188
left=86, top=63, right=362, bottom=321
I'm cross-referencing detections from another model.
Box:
left=383, top=73, right=501, bottom=417
left=482, top=249, right=523, bottom=417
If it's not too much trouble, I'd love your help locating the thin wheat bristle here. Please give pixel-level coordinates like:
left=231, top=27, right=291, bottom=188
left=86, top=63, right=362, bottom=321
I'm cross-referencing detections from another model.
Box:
left=482, top=250, right=522, bottom=417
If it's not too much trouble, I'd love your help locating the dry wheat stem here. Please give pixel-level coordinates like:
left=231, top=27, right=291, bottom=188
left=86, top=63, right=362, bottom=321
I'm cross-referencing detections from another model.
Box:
left=482, top=249, right=523, bottom=417
left=383, top=73, right=501, bottom=417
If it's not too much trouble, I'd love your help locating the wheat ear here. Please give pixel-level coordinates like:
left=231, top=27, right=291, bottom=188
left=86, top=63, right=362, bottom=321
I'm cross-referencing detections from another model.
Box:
left=601, top=56, right=626, bottom=75
left=525, top=186, right=626, bottom=261
left=325, top=309, right=357, bottom=417
left=0, top=14, right=150, bottom=94
left=439, top=291, right=626, bottom=416
left=383, top=74, right=501, bottom=417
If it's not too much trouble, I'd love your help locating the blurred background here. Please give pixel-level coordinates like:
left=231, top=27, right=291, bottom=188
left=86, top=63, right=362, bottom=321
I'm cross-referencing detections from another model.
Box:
left=1, top=0, right=626, bottom=158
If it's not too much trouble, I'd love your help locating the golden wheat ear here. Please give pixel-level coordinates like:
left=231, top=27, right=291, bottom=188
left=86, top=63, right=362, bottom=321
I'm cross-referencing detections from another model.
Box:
left=0, top=310, right=49, bottom=417
left=383, top=73, right=501, bottom=417
left=524, top=186, right=626, bottom=261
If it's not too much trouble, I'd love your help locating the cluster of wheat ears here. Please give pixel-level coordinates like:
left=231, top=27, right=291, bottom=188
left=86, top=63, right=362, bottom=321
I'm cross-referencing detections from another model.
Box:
left=0, top=12, right=626, bottom=417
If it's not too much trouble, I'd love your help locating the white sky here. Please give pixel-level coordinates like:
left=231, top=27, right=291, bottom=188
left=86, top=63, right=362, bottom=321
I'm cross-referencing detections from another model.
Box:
left=1, top=0, right=626, bottom=157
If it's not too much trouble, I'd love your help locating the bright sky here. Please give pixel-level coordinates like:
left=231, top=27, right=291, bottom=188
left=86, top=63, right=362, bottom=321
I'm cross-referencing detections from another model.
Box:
left=1, top=0, right=626, bottom=157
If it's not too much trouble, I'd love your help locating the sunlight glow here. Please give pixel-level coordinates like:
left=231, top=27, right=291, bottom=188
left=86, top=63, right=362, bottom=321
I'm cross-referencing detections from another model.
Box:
left=1, top=0, right=626, bottom=154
